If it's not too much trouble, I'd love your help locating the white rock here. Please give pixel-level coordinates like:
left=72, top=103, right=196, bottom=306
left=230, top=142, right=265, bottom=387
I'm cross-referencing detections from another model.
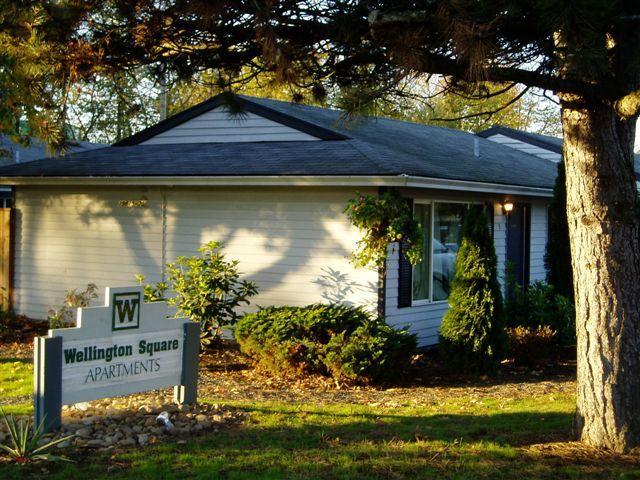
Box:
left=74, top=402, right=90, bottom=412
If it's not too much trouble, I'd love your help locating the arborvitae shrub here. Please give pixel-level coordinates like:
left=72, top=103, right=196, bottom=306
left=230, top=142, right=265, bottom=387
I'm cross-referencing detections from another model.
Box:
left=545, top=161, right=574, bottom=300
left=235, top=304, right=417, bottom=384
left=439, top=205, right=506, bottom=371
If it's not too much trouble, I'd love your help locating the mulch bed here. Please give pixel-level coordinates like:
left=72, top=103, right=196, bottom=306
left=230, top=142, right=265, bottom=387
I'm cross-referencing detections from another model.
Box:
left=198, top=341, right=576, bottom=406
left=1, top=336, right=576, bottom=408
left=0, top=314, right=48, bottom=346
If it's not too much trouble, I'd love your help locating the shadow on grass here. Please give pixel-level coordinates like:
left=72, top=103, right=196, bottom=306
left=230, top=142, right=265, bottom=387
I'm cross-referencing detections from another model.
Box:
left=229, top=406, right=574, bottom=447
left=109, top=410, right=638, bottom=480
left=2, top=408, right=639, bottom=480
left=0, top=358, right=30, bottom=365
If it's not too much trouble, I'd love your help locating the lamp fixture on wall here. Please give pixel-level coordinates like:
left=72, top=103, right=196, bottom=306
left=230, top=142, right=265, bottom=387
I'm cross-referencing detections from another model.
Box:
left=502, top=202, right=514, bottom=214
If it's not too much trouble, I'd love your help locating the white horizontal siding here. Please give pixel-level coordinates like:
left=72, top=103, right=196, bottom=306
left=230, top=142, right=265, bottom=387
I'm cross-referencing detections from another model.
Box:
left=14, top=186, right=377, bottom=320
left=141, top=108, right=319, bottom=144
left=14, top=187, right=164, bottom=319
left=163, top=188, right=377, bottom=309
left=530, top=201, right=548, bottom=283
left=486, top=134, right=562, bottom=162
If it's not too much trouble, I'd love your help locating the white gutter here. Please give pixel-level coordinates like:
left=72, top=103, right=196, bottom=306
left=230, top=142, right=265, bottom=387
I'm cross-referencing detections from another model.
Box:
left=0, top=174, right=553, bottom=197
left=401, top=175, right=553, bottom=197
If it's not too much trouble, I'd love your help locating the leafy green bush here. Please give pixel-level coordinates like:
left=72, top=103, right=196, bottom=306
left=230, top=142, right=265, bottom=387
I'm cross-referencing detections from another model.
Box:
left=507, top=325, right=557, bottom=367
left=165, top=241, right=258, bottom=346
left=439, top=205, right=506, bottom=372
left=47, top=283, right=98, bottom=329
left=136, top=275, right=168, bottom=303
left=504, top=280, right=575, bottom=345
left=344, top=190, right=423, bottom=268
left=235, top=304, right=417, bottom=384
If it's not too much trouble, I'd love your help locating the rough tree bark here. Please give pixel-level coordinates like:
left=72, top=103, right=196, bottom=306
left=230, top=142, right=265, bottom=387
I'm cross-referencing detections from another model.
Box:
left=561, top=98, right=640, bottom=452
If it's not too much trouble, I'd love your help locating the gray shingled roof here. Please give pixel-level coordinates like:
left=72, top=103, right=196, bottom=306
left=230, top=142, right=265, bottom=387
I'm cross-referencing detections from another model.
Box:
left=0, top=95, right=558, bottom=189
left=478, top=124, right=640, bottom=179
left=0, top=135, right=105, bottom=167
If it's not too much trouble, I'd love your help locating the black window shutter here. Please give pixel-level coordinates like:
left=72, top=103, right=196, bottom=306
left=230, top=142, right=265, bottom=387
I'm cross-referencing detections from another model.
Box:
left=485, top=201, right=495, bottom=239
left=397, top=198, right=414, bottom=308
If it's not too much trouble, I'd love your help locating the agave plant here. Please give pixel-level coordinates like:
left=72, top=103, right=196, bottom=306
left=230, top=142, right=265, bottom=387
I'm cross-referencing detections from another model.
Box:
left=0, top=408, right=73, bottom=463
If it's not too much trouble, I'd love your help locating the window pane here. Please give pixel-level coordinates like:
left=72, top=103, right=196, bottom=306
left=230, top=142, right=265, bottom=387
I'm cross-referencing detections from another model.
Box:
left=412, top=203, right=431, bottom=301
left=432, top=203, right=466, bottom=301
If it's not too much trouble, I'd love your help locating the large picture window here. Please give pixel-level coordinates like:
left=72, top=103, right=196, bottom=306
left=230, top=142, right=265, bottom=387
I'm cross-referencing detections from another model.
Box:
left=412, top=202, right=467, bottom=303
left=412, top=203, right=431, bottom=302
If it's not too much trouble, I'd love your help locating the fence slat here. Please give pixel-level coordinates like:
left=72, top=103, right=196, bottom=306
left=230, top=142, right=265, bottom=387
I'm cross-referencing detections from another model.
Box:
left=0, top=208, right=14, bottom=310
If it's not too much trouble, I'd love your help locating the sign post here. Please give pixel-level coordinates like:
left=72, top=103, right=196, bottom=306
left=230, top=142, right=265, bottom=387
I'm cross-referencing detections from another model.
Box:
left=34, top=286, right=199, bottom=432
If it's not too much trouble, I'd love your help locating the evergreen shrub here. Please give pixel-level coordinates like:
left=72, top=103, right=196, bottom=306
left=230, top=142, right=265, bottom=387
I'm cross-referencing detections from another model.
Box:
left=235, top=304, right=417, bottom=384
left=439, top=205, right=506, bottom=371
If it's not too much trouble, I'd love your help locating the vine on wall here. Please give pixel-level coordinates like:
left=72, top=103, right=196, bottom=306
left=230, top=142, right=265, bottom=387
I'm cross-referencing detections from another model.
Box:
left=344, top=190, right=423, bottom=269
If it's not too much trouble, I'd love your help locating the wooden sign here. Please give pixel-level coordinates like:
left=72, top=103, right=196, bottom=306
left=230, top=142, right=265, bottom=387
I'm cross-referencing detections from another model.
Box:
left=34, top=286, right=199, bottom=432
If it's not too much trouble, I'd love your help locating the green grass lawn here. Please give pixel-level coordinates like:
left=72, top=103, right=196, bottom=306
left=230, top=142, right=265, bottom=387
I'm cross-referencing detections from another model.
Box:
left=0, top=357, right=31, bottom=398
left=0, top=352, right=638, bottom=479
left=0, top=355, right=32, bottom=415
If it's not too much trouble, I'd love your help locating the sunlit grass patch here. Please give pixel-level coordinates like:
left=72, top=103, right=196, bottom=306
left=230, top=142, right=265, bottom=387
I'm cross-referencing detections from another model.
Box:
left=0, top=358, right=32, bottom=399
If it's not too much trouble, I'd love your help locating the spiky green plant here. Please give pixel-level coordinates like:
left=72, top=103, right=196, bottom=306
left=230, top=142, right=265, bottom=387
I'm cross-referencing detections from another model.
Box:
left=0, top=409, right=73, bottom=463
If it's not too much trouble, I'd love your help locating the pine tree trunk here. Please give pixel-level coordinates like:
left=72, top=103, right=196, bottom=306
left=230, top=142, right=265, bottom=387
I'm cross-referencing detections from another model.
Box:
left=561, top=99, right=640, bottom=453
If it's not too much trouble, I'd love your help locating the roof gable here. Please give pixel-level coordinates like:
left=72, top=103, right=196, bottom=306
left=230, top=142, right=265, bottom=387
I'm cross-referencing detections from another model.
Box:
left=478, top=126, right=562, bottom=162
left=116, top=95, right=348, bottom=146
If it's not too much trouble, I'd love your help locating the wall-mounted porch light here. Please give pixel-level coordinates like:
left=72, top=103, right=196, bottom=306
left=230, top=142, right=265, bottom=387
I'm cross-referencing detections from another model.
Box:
left=502, top=202, right=514, bottom=214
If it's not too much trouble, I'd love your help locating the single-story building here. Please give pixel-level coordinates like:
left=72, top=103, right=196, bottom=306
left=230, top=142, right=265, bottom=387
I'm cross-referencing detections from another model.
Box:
left=0, top=95, right=559, bottom=346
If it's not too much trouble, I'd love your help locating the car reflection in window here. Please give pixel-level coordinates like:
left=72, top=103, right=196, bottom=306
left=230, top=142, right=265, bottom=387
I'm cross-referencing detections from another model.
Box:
left=433, top=239, right=457, bottom=300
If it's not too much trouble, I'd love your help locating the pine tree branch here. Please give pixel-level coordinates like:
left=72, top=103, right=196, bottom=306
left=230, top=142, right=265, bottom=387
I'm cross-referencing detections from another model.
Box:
left=429, top=86, right=530, bottom=123
left=368, top=10, right=596, bottom=96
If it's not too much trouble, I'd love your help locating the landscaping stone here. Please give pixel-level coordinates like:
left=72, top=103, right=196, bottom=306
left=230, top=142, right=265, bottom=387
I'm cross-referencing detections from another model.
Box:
left=17, top=390, right=245, bottom=453
left=137, top=434, right=149, bottom=446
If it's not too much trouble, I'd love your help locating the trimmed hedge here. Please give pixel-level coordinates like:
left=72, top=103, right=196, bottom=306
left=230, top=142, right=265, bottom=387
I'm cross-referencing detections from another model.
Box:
left=235, top=304, right=417, bottom=384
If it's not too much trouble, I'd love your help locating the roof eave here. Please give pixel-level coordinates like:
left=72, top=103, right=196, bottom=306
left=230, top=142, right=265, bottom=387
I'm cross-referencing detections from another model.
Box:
left=0, top=174, right=553, bottom=197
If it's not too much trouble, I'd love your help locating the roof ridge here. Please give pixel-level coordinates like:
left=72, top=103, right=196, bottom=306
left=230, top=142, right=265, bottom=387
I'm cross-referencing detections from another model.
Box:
left=242, top=95, right=495, bottom=137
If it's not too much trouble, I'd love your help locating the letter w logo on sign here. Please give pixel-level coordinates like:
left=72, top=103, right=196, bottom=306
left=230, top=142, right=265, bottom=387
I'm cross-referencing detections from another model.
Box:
left=112, top=292, right=141, bottom=331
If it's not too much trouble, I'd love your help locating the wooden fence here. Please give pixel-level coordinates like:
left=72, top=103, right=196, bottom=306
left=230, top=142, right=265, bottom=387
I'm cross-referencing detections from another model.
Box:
left=0, top=208, right=13, bottom=310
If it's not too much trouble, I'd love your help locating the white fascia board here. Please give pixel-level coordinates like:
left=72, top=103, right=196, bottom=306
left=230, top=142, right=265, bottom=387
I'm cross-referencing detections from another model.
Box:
left=0, top=175, right=405, bottom=187
left=0, top=174, right=553, bottom=196
left=401, top=175, right=553, bottom=197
